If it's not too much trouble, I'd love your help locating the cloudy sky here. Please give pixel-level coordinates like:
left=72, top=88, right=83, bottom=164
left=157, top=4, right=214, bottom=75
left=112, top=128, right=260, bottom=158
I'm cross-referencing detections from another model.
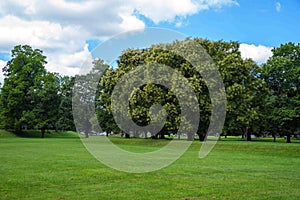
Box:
left=0, top=0, right=299, bottom=83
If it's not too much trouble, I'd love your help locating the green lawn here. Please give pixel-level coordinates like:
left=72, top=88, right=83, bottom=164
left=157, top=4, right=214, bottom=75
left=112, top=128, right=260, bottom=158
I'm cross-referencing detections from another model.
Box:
left=0, top=131, right=300, bottom=199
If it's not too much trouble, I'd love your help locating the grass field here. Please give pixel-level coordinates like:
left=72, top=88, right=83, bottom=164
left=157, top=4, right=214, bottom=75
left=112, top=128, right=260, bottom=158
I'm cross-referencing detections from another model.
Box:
left=0, top=130, right=300, bottom=199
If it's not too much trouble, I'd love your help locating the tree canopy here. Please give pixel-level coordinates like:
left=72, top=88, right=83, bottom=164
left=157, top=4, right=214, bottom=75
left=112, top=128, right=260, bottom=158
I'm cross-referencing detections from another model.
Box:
left=0, top=45, right=75, bottom=137
left=97, top=39, right=267, bottom=141
left=0, top=41, right=299, bottom=143
left=261, top=42, right=300, bottom=142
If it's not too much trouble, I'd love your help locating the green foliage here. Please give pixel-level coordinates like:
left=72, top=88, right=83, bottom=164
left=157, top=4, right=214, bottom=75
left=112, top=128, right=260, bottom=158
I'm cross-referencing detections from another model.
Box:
left=57, top=76, right=76, bottom=131
left=99, top=45, right=197, bottom=139
left=0, top=41, right=299, bottom=142
left=0, top=45, right=74, bottom=137
left=73, top=59, right=110, bottom=137
left=197, top=39, right=268, bottom=140
left=261, top=42, right=300, bottom=141
left=19, top=72, right=60, bottom=131
left=0, top=45, right=49, bottom=131
left=99, top=39, right=267, bottom=141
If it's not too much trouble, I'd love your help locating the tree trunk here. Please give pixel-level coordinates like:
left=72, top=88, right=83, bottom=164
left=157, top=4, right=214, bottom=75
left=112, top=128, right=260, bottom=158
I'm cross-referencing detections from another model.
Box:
left=242, top=126, right=251, bottom=141
left=85, top=120, right=90, bottom=138
left=151, top=134, right=158, bottom=139
left=246, top=129, right=251, bottom=141
left=286, top=134, right=291, bottom=143
left=133, top=131, right=139, bottom=138
left=16, top=126, right=22, bottom=135
left=272, top=133, right=276, bottom=142
left=159, top=132, right=165, bottom=139
left=41, top=127, right=45, bottom=138
left=198, top=134, right=205, bottom=142
left=187, top=133, right=194, bottom=141
left=55, top=124, right=58, bottom=132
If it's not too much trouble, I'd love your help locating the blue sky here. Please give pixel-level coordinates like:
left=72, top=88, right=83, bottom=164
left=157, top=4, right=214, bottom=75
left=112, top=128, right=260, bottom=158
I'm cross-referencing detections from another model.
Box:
left=0, top=0, right=299, bottom=82
left=85, top=0, right=300, bottom=66
left=165, top=0, right=299, bottom=47
left=86, top=0, right=300, bottom=50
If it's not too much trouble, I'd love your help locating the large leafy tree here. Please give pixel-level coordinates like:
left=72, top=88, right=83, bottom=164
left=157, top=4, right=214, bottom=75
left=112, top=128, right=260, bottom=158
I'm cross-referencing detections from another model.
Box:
left=0, top=45, right=60, bottom=137
left=261, top=42, right=300, bottom=143
left=99, top=46, right=198, bottom=140
left=197, top=39, right=268, bottom=140
left=98, top=38, right=264, bottom=141
left=20, top=72, right=60, bottom=137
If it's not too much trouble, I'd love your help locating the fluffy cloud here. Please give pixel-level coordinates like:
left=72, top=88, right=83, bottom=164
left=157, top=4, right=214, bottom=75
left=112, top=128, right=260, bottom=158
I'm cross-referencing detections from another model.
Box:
left=132, top=0, right=199, bottom=24
left=0, top=0, right=238, bottom=37
left=0, top=15, right=87, bottom=52
left=0, top=0, right=239, bottom=80
left=0, top=15, right=91, bottom=77
left=46, top=44, right=93, bottom=76
left=0, top=1, right=145, bottom=78
left=0, top=0, right=146, bottom=39
left=0, top=59, right=6, bottom=83
left=275, top=2, right=281, bottom=12
left=133, top=0, right=238, bottom=23
left=239, top=43, right=273, bottom=64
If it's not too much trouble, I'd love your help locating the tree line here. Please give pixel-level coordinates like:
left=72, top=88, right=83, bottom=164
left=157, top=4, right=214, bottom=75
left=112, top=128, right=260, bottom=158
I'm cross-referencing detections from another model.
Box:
left=0, top=39, right=299, bottom=142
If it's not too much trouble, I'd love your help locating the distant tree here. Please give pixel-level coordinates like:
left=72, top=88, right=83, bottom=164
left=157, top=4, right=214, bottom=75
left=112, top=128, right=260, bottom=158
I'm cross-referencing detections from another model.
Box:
left=262, top=42, right=300, bottom=143
left=73, top=58, right=109, bottom=137
left=96, top=68, right=121, bottom=136
left=57, top=76, right=76, bottom=131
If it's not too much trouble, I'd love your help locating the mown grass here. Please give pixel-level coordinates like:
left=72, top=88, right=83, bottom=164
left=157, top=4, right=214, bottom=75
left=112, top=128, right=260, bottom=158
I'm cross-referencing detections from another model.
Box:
left=0, top=131, right=299, bottom=199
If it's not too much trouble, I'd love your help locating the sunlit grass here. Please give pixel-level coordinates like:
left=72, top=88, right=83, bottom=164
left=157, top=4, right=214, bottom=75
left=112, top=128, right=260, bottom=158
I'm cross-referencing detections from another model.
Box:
left=0, top=131, right=299, bottom=199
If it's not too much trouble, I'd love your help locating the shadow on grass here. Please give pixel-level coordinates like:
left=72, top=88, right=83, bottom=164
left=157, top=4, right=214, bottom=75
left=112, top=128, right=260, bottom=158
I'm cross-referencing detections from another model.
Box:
left=220, top=136, right=300, bottom=143
left=0, top=129, right=79, bottom=138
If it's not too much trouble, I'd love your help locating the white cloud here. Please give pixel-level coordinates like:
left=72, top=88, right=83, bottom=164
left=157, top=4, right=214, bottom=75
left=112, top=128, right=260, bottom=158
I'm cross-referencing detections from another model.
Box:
left=46, top=44, right=93, bottom=77
left=276, top=2, right=281, bottom=12
left=0, top=0, right=238, bottom=35
left=0, top=59, right=7, bottom=84
left=119, top=14, right=145, bottom=31
left=0, top=0, right=146, bottom=39
left=132, top=0, right=199, bottom=24
left=132, top=0, right=238, bottom=24
left=0, top=15, right=87, bottom=52
left=0, top=0, right=239, bottom=80
left=0, top=15, right=91, bottom=78
left=239, top=43, right=273, bottom=64
left=0, top=1, right=146, bottom=80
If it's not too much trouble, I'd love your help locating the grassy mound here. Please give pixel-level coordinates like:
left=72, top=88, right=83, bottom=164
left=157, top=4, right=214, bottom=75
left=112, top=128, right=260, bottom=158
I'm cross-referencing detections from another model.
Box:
left=2, top=130, right=79, bottom=138
left=0, top=130, right=17, bottom=138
